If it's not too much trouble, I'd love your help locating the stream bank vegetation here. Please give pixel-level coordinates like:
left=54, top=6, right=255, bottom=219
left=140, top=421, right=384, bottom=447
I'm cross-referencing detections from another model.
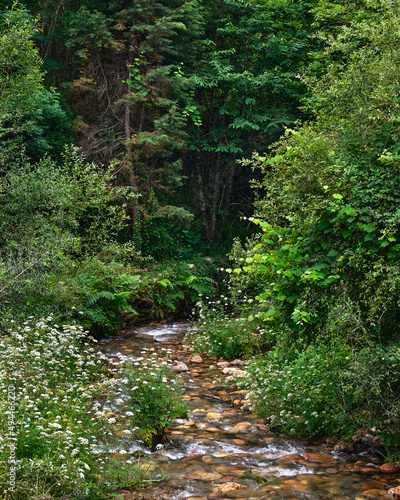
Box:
left=0, top=318, right=186, bottom=498
left=194, top=0, right=400, bottom=457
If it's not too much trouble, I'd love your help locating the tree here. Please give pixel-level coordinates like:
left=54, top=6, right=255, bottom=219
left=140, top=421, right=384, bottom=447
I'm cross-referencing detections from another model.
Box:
left=236, top=0, right=400, bottom=342
left=63, top=0, right=204, bottom=231
left=0, top=6, right=43, bottom=164
left=186, top=0, right=315, bottom=240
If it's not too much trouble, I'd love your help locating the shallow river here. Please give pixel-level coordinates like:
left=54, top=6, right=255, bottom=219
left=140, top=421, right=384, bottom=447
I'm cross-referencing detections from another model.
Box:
left=99, top=322, right=399, bottom=500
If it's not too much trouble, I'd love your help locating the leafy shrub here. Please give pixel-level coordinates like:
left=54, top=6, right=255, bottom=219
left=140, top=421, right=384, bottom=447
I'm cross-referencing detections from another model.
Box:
left=117, top=352, right=187, bottom=448
left=61, top=259, right=140, bottom=335
left=193, top=297, right=265, bottom=360
left=236, top=339, right=400, bottom=439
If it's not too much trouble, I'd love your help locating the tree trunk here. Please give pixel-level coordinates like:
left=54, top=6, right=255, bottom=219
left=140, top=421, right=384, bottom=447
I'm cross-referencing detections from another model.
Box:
left=124, top=50, right=138, bottom=230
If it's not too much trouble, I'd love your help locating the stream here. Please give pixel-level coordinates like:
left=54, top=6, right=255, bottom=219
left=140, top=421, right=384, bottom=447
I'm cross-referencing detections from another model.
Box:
left=98, top=322, right=400, bottom=500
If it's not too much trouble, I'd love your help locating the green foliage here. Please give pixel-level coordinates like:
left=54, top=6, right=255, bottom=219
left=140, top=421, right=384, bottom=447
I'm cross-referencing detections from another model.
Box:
left=135, top=259, right=217, bottom=319
left=117, top=353, right=187, bottom=448
left=193, top=297, right=264, bottom=359
left=236, top=338, right=400, bottom=438
left=0, top=147, right=132, bottom=324
left=62, top=259, right=140, bottom=335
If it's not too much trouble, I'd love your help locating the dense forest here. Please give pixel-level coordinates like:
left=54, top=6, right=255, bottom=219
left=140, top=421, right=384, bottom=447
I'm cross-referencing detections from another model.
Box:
left=1, top=0, right=400, bottom=498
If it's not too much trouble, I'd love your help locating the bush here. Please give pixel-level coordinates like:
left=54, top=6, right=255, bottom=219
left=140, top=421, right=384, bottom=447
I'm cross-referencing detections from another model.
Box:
left=0, top=317, right=165, bottom=499
left=116, top=352, right=188, bottom=448
left=193, top=297, right=265, bottom=360
left=235, top=338, right=400, bottom=439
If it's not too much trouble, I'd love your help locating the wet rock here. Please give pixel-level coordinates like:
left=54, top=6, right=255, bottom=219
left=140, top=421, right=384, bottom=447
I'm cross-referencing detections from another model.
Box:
left=217, top=483, right=246, bottom=494
left=303, top=452, right=335, bottom=464
left=207, top=412, right=222, bottom=420
left=221, top=409, right=240, bottom=418
left=388, top=486, right=400, bottom=499
left=232, top=439, right=246, bottom=445
left=275, top=454, right=304, bottom=464
left=361, top=468, right=380, bottom=475
left=190, top=354, right=203, bottom=363
left=205, top=427, right=220, bottom=432
left=229, top=360, right=243, bottom=366
left=362, top=489, right=388, bottom=498
left=172, top=362, right=189, bottom=372
left=231, top=422, right=252, bottom=432
left=202, top=455, right=215, bottom=464
left=217, top=361, right=230, bottom=369
left=180, top=454, right=203, bottom=463
left=253, top=423, right=269, bottom=432
left=188, top=471, right=223, bottom=481
left=380, top=463, right=399, bottom=473
left=225, top=488, right=260, bottom=498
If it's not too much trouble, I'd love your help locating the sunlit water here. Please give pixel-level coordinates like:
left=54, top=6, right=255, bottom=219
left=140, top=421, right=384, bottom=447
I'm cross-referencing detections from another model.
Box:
left=98, top=322, right=399, bottom=500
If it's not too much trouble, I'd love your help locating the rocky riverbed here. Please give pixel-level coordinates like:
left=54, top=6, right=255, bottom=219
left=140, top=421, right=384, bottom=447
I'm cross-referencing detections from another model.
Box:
left=98, top=322, right=400, bottom=500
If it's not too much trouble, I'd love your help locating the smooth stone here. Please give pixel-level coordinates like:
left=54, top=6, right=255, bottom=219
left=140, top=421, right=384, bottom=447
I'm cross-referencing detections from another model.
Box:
left=388, top=486, right=400, bottom=499
left=380, top=463, right=399, bottom=473
left=190, top=354, right=203, bottom=363
left=202, top=455, right=215, bottom=464
left=232, top=439, right=246, bottom=445
left=207, top=412, right=222, bottom=419
left=189, top=471, right=223, bottom=481
left=172, top=361, right=189, bottom=372
left=231, top=422, right=252, bottom=432
left=361, top=468, right=380, bottom=475
left=303, top=452, right=335, bottom=464
left=275, top=454, right=304, bottom=464
left=326, top=468, right=339, bottom=474
left=184, top=421, right=196, bottom=427
left=180, top=454, right=203, bottom=463
left=362, top=489, right=388, bottom=498
left=217, top=361, right=230, bottom=368
left=225, top=489, right=260, bottom=498
left=206, top=427, right=220, bottom=432
left=217, top=482, right=246, bottom=494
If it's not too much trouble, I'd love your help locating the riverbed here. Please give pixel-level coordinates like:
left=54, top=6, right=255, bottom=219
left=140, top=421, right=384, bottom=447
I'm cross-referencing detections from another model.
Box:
left=98, top=322, right=399, bottom=500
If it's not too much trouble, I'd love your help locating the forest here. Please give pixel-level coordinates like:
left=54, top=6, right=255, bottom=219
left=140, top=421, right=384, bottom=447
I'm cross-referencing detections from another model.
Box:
left=1, top=0, right=400, bottom=498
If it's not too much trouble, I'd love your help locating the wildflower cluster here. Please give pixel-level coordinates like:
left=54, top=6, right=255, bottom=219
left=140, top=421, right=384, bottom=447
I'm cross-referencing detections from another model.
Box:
left=193, top=294, right=264, bottom=360
left=0, top=317, right=160, bottom=499
left=234, top=341, right=355, bottom=437
left=112, top=348, right=188, bottom=448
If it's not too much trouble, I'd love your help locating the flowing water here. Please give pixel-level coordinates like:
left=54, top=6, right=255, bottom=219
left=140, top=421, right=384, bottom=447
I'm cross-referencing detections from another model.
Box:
left=98, top=322, right=399, bottom=500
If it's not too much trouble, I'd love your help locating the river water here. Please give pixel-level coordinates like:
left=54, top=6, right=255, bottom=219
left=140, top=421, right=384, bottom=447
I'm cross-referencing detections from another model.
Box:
left=98, top=322, right=399, bottom=500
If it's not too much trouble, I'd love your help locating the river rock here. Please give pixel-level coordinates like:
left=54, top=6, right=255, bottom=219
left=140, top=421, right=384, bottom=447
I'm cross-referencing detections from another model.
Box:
left=207, top=412, right=222, bottom=419
left=276, top=454, right=304, bottom=464
left=380, top=463, right=399, bottom=473
left=361, top=468, right=380, bottom=475
left=190, top=354, right=203, bottom=363
left=388, top=486, right=400, bottom=499
left=172, top=362, right=189, bottom=372
left=362, top=489, right=388, bottom=498
left=303, top=452, right=335, bottom=464
left=232, top=422, right=252, bottom=432
left=217, top=482, right=246, bottom=494
left=188, top=471, right=222, bottom=481
left=232, top=439, right=246, bottom=445
left=217, top=361, right=230, bottom=369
